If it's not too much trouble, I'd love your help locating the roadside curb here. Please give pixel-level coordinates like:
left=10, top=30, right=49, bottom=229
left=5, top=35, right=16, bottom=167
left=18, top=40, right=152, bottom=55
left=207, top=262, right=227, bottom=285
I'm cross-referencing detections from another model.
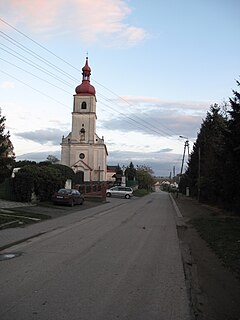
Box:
left=169, top=193, right=187, bottom=228
left=0, top=232, right=46, bottom=252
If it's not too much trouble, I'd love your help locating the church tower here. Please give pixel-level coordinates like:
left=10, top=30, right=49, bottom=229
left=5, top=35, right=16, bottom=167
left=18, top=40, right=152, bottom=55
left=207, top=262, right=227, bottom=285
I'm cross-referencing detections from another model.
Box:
left=61, top=57, right=108, bottom=182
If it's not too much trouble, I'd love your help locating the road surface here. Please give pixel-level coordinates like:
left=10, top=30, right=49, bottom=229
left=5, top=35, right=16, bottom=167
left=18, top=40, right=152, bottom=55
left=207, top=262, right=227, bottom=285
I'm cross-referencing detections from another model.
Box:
left=0, top=192, right=191, bottom=319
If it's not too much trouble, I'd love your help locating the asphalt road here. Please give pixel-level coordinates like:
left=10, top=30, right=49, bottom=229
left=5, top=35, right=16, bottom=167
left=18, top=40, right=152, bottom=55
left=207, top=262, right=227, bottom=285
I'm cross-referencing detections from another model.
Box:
left=0, top=192, right=191, bottom=320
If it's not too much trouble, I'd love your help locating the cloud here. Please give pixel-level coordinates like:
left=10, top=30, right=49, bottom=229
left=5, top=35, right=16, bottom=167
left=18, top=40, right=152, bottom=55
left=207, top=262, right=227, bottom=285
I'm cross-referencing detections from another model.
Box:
left=158, top=148, right=173, bottom=153
left=2, top=0, right=148, bottom=47
left=15, top=128, right=69, bottom=145
left=100, top=110, right=203, bottom=139
left=16, top=149, right=183, bottom=176
left=98, top=96, right=210, bottom=139
left=16, top=150, right=61, bottom=162
left=107, top=150, right=183, bottom=176
left=1, top=81, right=15, bottom=89
left=114, top=96, right=212, bottom=111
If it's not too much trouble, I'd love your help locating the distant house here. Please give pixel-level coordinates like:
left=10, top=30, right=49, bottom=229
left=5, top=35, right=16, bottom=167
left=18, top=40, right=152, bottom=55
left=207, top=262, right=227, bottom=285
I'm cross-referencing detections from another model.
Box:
left=106, top=165, right=123, bottom=185
left=106, top=166, right=117, bottom=182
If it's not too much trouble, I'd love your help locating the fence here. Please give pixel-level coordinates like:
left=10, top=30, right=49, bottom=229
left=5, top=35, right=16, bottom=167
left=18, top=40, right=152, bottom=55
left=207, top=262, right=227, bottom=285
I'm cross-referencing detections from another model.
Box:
left=74, top=182, right=107, bottom=202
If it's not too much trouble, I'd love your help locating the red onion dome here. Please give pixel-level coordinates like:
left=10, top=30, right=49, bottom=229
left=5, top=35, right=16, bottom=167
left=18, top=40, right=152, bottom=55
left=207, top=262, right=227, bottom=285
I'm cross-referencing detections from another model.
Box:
left=82, top=58, right=91, bottom=74
left=75, top=81, right=96, bottom=95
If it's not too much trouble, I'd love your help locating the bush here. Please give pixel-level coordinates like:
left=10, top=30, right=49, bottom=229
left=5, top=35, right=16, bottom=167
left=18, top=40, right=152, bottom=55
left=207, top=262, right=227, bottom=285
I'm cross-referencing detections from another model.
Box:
left=34, top=166, right=65, bottom=201
left=11, top=166, right=37, bottom=202
left=133, top=189, right=150, bottom=197
left=11, top=164, right=66, bottom=202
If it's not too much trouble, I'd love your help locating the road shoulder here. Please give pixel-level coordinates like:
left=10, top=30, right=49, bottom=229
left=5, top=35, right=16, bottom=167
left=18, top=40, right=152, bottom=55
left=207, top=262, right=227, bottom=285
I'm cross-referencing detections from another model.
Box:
left=173, top=193, right=240, bottom=320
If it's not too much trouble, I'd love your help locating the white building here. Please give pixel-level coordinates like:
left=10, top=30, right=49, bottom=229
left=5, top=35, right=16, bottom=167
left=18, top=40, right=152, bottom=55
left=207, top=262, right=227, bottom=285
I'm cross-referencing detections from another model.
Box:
left=61, top=58, right=108, bottom=182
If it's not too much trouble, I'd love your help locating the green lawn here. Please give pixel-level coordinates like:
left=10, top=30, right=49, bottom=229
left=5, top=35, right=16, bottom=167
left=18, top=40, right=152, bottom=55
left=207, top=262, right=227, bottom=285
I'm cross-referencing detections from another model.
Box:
left=191, top=216, right=240, bottom=277
left=0, top=210, right=51, bottom=230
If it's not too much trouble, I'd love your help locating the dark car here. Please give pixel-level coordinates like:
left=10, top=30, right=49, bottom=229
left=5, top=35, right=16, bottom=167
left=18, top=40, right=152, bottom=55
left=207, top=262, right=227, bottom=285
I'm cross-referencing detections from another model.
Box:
left=52, top=189, right=84, bottom=206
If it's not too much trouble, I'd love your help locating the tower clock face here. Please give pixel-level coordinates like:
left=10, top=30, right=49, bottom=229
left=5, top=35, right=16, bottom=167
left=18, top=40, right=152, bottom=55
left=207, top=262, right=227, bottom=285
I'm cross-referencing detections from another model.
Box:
left=79, top=153, right=85, bottom=159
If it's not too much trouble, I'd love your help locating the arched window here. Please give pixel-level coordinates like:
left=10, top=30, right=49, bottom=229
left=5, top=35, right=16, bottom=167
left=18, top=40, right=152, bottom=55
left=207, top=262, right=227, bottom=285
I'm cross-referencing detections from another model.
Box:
left=81, top=101, right=87, bottom=109
left=80, top=128, right=85, bottom=141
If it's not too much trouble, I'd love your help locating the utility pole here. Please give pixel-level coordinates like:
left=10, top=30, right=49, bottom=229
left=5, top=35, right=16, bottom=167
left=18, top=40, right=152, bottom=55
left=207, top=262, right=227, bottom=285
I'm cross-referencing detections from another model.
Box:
left=198, top=147, right=201, bottom=201
left=180, top=138, right=189, bottom=176
left=177, top=136, right=190, bottom=198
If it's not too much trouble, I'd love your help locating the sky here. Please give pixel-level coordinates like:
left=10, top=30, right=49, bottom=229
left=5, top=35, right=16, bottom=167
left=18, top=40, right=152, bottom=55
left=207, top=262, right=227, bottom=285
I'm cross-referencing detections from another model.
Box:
left=0, top=0, right=240, bottom=176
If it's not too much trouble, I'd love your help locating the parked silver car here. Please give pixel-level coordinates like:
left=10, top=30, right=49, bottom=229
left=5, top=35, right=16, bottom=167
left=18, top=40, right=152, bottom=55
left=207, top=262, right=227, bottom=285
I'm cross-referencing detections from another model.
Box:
left=106, top=186, right=133, bottom=199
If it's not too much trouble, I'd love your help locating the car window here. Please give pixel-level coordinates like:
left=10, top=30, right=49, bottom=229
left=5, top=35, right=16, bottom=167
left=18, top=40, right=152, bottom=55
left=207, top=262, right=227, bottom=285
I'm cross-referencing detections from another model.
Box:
left=58, top=189, right=68, bottom=194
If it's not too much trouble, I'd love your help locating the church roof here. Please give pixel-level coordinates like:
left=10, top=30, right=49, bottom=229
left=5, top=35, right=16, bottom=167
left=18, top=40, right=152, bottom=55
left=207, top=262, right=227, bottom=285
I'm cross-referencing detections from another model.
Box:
left=75, top=57, right=96, bottom=96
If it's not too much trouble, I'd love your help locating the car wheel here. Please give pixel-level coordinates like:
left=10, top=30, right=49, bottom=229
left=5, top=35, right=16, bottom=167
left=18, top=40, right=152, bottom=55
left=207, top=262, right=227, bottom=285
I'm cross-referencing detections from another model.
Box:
left=106, top=192, right=111, bottom=197
left=125, top=194, right=130, bottom=199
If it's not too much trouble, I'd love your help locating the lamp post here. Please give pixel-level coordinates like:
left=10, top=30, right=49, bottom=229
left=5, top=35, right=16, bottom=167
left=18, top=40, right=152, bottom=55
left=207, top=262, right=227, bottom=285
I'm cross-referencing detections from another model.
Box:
left=122, top=165, right=126, bottom=187
left=178, top=136, right=190, bottom=197
left=179, top=136, right=189, bottom=176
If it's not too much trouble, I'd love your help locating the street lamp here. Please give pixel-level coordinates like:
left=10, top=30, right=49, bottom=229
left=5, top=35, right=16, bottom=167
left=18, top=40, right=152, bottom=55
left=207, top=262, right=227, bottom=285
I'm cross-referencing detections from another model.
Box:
left=122, top=165, right=126, bottom=187
left=178, top=136, right=190, bottom=197
left=179, top=136, right=189, bottom=175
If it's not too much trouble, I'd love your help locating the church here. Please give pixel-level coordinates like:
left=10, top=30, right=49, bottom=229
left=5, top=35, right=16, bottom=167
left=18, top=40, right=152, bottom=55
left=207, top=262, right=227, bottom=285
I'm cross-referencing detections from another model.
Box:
left=60, top=57, right=108, bottom=182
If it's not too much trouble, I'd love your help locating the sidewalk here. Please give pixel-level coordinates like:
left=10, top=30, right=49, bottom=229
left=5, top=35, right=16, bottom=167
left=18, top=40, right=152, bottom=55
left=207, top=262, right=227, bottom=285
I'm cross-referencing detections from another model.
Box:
left=0, top=199, right=35, bottom=209
left=0, top=199, right=125, bottom=251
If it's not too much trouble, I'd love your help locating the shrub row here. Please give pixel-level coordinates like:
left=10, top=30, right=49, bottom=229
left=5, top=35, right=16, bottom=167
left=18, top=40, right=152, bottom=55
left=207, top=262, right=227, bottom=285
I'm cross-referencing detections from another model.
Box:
left=11, top=164, right=74, bottom=202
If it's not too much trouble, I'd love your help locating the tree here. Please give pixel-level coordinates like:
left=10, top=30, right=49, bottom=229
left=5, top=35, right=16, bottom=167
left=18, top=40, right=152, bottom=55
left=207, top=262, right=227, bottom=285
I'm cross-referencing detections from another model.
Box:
left=0, top=110, right=15, bottom=183
left=46, top=155, right=59, bottom=164
left=14, top=160, right=37, bottom=168
left=12, top=164, right=66, bottom=202
left=223, top=81, right=240, bottom=211
left=34, top=166, right=65, bottom=201
left=125, top=161, right=136, bottom=181
left=53, top=164, right=74, bottom=181
left=183, top=104, right=227, bottom=203
left=136, top=165, right=154, bottom=190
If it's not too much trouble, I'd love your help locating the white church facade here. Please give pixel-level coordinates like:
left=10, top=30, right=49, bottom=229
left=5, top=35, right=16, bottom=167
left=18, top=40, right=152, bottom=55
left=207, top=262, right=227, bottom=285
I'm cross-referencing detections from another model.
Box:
left=61, top=58, right=108, bottom=182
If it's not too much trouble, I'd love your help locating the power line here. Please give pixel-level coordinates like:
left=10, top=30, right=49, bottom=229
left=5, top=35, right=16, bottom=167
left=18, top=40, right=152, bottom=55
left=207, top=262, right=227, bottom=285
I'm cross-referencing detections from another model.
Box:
left=0, top=31, right=78, bottom=82
left=0, top=70, right=71, bottom=110
left=1, top=44, right=179, bottom=140
left=0, top=57, right=72, bottom=95
left=0, top=18, right=182, bottom=135
left=0, top=17, right=186, bottom=145
left=0, top=43, right=73, bottom=87
left=0, top=18, right=80, bottom=72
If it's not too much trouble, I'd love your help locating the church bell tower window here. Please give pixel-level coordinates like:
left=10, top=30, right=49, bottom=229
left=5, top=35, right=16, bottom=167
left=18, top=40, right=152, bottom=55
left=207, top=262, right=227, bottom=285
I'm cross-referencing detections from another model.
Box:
left=80, top=128, right=85, bottom=141
left=81, top=101, right=87, bottom=109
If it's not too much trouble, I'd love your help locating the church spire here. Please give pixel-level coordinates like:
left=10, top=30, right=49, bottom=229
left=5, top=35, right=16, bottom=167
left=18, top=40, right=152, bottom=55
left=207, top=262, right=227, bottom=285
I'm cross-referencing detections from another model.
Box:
left=75, top=57, right=96, bottom=96
left=82, top=57, right=91, bottom=81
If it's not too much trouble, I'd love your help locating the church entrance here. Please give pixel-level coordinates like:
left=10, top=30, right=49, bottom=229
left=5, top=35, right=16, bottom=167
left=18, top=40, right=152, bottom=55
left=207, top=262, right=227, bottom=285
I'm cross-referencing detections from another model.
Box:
left=74, top=170, right=84, bottom=184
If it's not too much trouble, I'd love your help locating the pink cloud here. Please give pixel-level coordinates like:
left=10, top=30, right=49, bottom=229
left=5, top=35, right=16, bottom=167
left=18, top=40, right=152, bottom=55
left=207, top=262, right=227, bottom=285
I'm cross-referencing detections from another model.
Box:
left=1, top=0, right=148, bottom=46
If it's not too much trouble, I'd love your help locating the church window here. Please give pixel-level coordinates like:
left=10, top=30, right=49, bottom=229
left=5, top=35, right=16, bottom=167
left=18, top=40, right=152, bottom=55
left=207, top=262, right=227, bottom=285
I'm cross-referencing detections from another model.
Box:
left=80, top=128, right=85, bottom=141
left=79, top=153, right=85, bottom=159
left=81, top=101, right=87, bottom=109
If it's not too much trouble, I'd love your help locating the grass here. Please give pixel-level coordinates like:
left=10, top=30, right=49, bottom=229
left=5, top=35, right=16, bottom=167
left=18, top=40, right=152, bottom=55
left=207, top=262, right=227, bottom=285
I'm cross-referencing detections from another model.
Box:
left=0, top=210, right=51, bottom=230
left=191, top=216, right=240, bottom=277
